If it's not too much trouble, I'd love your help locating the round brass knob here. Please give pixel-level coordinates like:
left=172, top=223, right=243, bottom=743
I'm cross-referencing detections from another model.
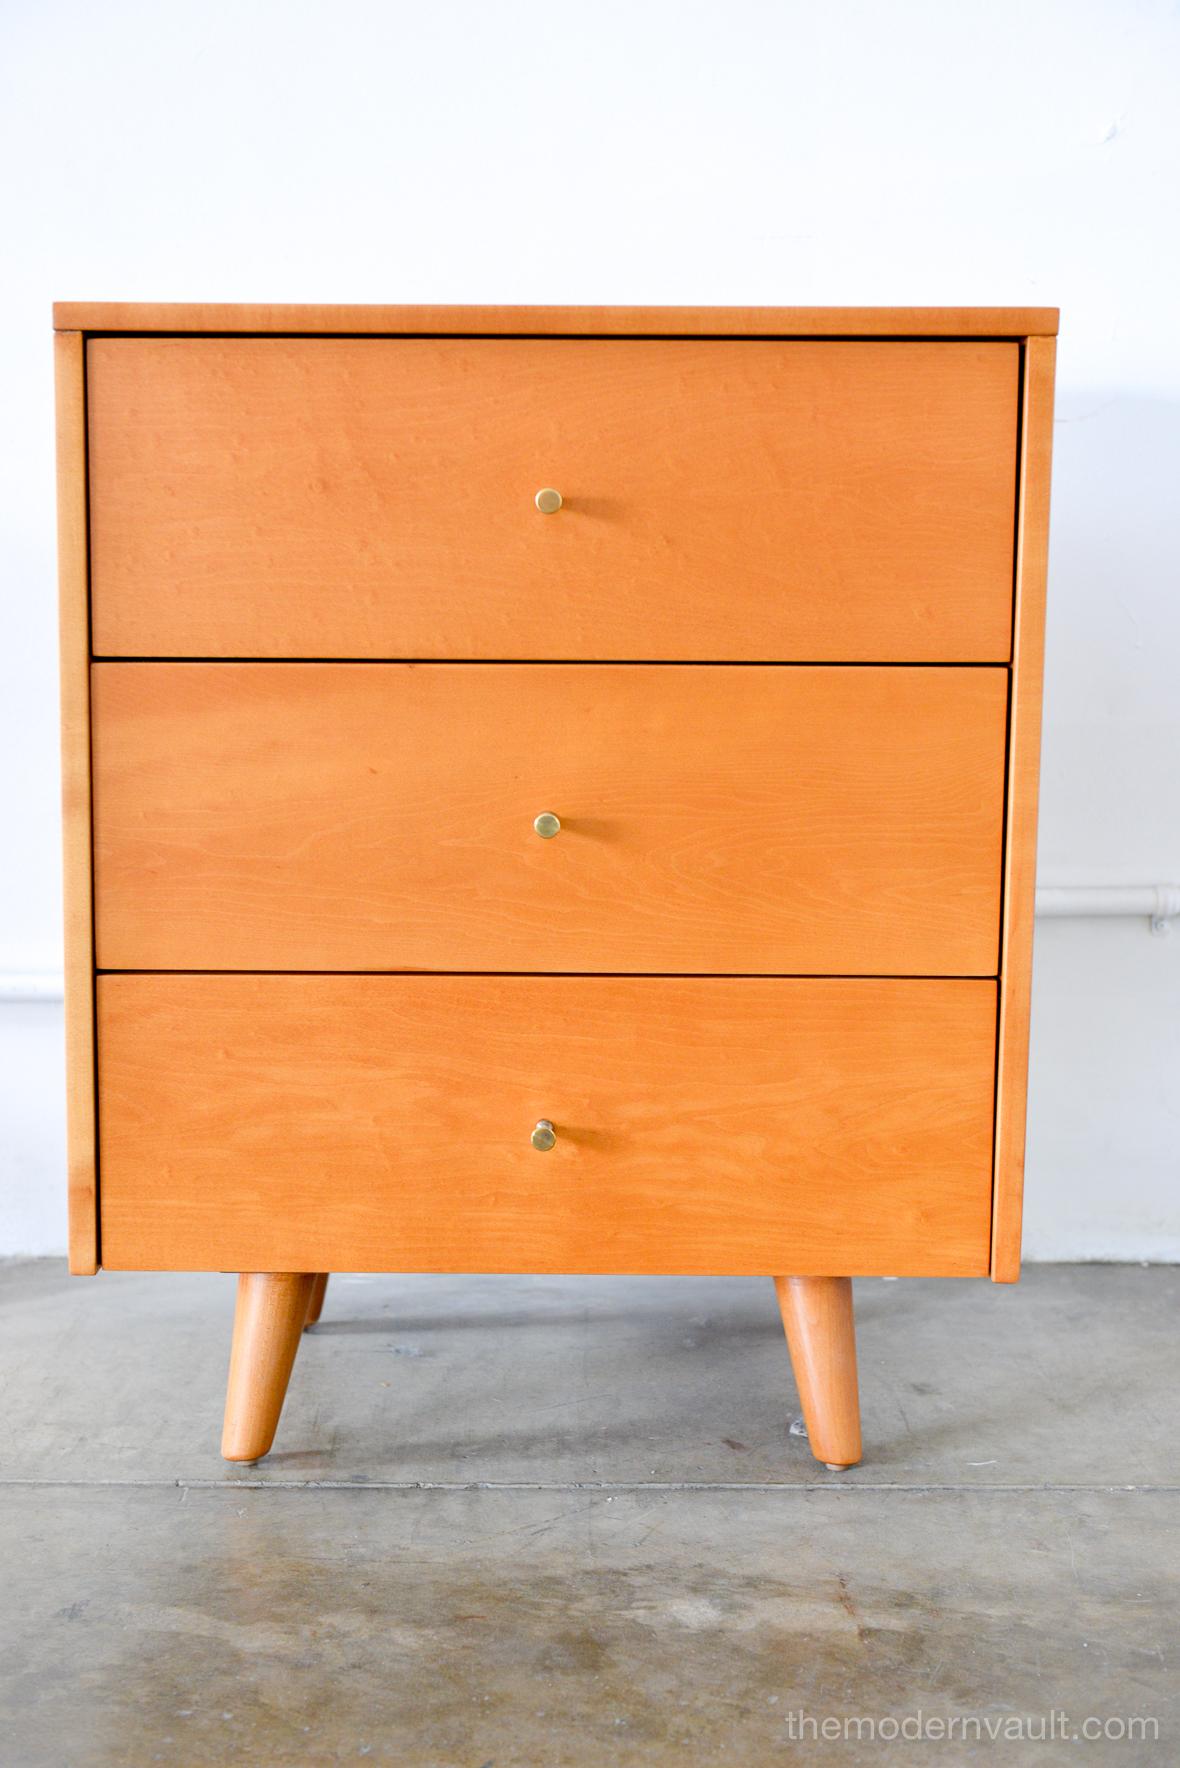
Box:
left=534, top=487, right=563, bottom=514
left=533, top=812, right=561, bottom=840
left=531, top=1119, right=557, bottom=1152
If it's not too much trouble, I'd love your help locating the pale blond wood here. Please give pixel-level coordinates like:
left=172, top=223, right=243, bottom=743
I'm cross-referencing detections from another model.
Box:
left=221, top=1271, right=317, bottom=1460
left=992, top=337, right=1057, bottom=1282
left=304, top=1273, right=328, bottom=1329
left=96, top=975, right=996, bottom=1276
left=87, top=338, right=1019, bottom=661
left=55, top=332, right=98, bottom=1275
left=55, top=302, right=1060, bottom=337
left=774, top=1276, right=861, bottom=1468
left=91, top=663, right=1007, bottom=976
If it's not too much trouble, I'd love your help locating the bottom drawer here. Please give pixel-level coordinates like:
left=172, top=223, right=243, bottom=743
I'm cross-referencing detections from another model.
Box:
left=97, top=976, right=997, bottom=1276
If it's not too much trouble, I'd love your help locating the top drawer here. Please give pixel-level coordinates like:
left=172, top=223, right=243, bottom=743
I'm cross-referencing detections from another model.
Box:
left=88, top=339, right=1018, bottom=661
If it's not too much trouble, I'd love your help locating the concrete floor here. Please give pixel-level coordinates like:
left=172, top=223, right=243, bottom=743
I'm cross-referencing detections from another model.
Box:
left=0, top=1263, right=1176, bottom=1765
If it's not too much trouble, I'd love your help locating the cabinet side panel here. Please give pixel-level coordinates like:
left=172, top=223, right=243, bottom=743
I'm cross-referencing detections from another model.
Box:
left=992, top=336, right=1056, bottom=1281
left=56, top=330, right=98, bottom=1273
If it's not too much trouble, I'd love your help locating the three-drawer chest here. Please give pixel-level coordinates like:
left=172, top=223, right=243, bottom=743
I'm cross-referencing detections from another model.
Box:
left=55, top=303, right=1057, bottom=1466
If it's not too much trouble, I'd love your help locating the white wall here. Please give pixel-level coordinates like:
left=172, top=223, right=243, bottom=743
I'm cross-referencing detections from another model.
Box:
left=1, top=0, right=1177, bottom=1257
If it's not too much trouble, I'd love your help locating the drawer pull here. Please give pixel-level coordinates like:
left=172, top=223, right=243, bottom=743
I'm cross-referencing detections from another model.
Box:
left=533, top=812, right=562, bottom=840
left=534, top=487, right=563, bottom=514
left=531, top=1118, right=557, bottom=1152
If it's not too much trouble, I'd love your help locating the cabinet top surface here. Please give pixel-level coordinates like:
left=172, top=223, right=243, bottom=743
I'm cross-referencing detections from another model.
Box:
left=54, top=302, right=1058, bottom=337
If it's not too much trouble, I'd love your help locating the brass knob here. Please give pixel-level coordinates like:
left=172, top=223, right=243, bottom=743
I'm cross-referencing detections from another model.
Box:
left=534, top=487, right=563, bottom=514
left=533, top=812, right=561, bottom=839
left=531, top=1119, right=557, bottom=1152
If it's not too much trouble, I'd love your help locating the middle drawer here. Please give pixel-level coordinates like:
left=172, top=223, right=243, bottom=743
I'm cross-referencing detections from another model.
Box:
left=92, top=663, right=1006, bottom=975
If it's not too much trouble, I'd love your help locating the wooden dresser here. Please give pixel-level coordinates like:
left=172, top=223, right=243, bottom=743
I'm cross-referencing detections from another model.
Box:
left=55, top=303, right=1057, bottom=1466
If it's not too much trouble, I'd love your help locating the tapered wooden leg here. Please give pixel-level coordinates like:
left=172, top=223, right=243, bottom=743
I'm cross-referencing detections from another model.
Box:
left=222, top=1272, right=317, bottom=1462
left=303, top=1273, right=329, bottom=1329
left=774, top=1276, right=862, bottom=1469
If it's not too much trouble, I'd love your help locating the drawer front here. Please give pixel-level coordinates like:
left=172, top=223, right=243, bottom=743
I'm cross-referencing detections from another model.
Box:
left=97, top=975, right=997, bottom=1275
left=92, top=663, right=1007, bottom=976
left=88, top=338, right=1018, bottom=662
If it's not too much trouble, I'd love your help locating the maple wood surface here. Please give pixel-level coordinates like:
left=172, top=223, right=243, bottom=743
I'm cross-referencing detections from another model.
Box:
left=221, top=1272, right=317, bottom=1461
left=992, top=337, right=1057, bottom=1281
left=96, top=974, right=997, bottom=1277
left=58, top=297, right=1057, bottom=1480
left=87, top=337, right=1019, bottom=661
left=303, top=1273, right=328, bottom=1328
left=91, top=663, right=1008, bottom=976
left=774, top=1276, right=862, bottom=1468
left=55, top=332, right=98, bottom=1274
left=56, top=301, right=1060, bottom=336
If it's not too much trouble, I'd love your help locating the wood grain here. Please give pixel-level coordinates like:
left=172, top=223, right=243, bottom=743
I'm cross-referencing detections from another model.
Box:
left=303, top=1273, right=328, bottom=1329
left=992, top=337, right=1057, bottom=1282
left=774, top=1276, right=862, bottom=1468
left=55, top=332, right=98, bottom=1275
left=57, top=302, right=1060, bottom=337
left=87, top=338, right=1019, bottom=661
left=221, top=1272, right=317, bottom=1461
left=96, top=975, right=997, bottom=1276
left=91, top=663, right=1008, bottom=976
